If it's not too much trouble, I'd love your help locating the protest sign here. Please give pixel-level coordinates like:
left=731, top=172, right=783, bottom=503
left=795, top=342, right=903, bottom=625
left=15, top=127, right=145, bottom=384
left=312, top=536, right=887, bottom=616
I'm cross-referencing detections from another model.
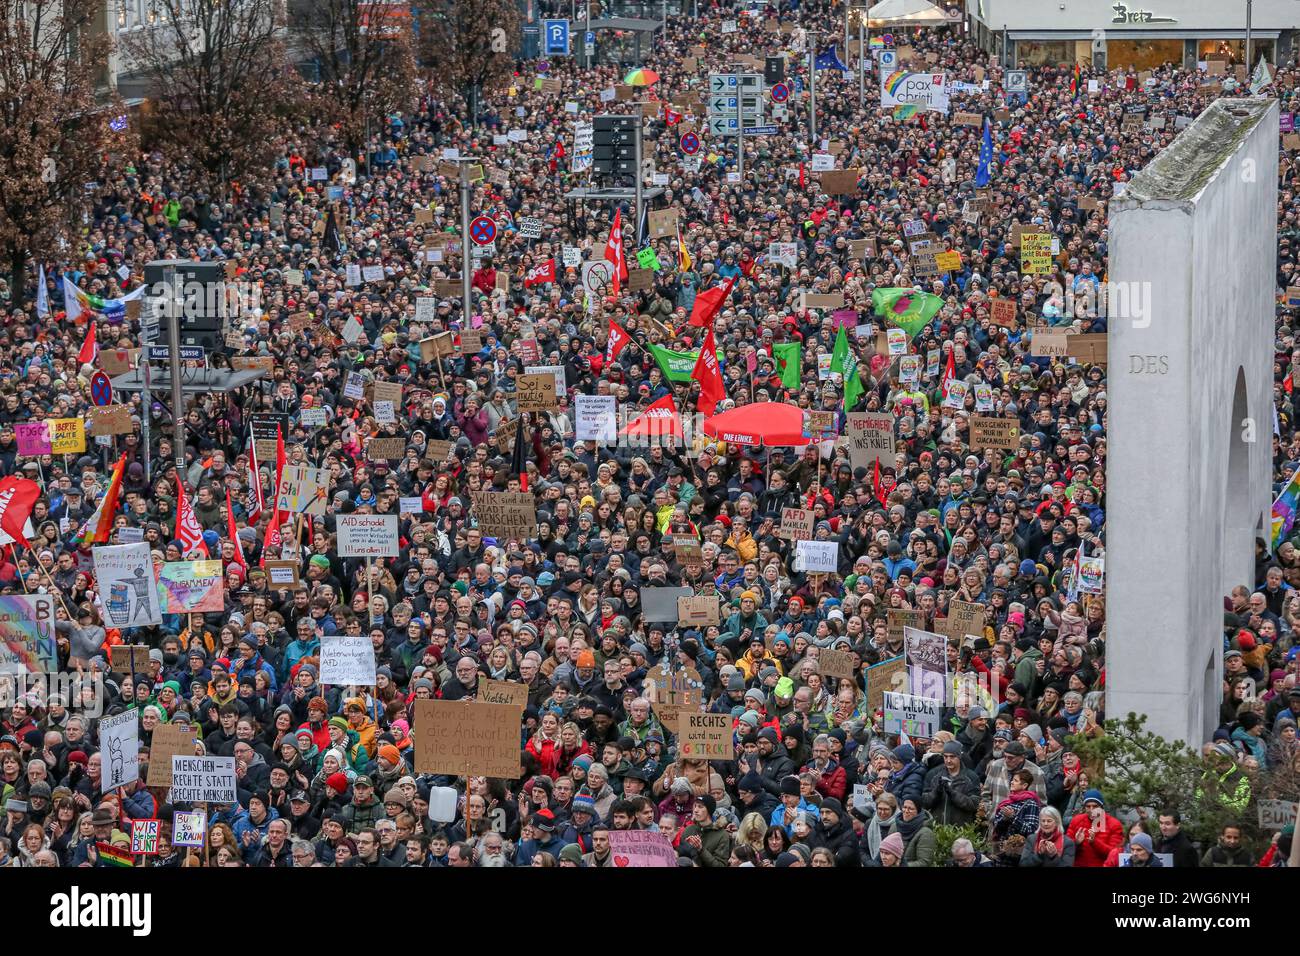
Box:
left=88, top=405, right=133, bottom=436
left=264, top=560, right=303, bottom=589
left=99, top=709, right=140, bottom=791
left=648, top=208, right=679, bottom=239
left=158, top=561, right=225, bottom=613
left=777, top=507, right=814, bottom=541
left=171, top=755, right=237, bottom=803
left=844, top=412, right=893, bottom=469
left=883, top=691, right=941, bottom=737
left=319, top=635, right=378, bottom=686
left=1020, top=232, right=1052, bottom=274
left=645, top=664, right=704, bottom=724
left=904, top=626, right=948, bottom=700
left=799, top=292, right=845, bottom=311
left=676, top=712, right=732, bottom=759
left=1258, top=799, right=1298, bottom=830
left=516, top=372, right=557, bottom=412
left=250, top=413, right=290, bottom=461
left=866, top=656, right=907, bottom=712
left=48, top=417, right=85, bottom=454
left=672, top=535, right=704, bottom=569
left=802, top=409, right=837, bottom=440
left=0, top=594, right=56, bottom=674
left=574, top=394, right=617, bottom=442
left=131, top=819, right=161, bottom=855
left=1068, top=333, right=1108, bottom=365
left=607, top=829, right=677, bottom=867
left=818, top=648, right=859, bottom=682
left=1031, top=332, right=1069, bottom=358
left=94, top=542, right=162, bottom=627
left=794, top=539, right=838, bottom=573
left=412, top=700, right=521, bottom=778
left=336, top=514, right=399, bottom=557
left=109, top=644, right=150, bottom=673
left=473, top=491, right=537, bottom=538
left=147, top=723, right=200, bottom=786
left=887, top=608, right=926, bottom=645
left=941, top=599, right=986, bottom=640
left=478, top=679, right=529, bottom=709
left=276, top=464, right=329, bottom=516
left=15, top=423, right=51, bottom=456
left=172, top=811, right=207, bottom=848
left=968, top=416, right=1021, bottom=450
left=366, top=437, right=406, bottom=461
left=99, top=348, right=134, bottom=375
left=677, top=595, right=721, bottom=627
left=642, top=586, right=694, bottom=622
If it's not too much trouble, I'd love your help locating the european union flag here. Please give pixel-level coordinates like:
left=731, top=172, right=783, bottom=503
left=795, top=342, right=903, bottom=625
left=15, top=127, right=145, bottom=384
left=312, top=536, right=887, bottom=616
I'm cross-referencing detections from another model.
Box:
left=814, top=44, right=848, bottom=71
left=975, top=116, right=993, bottom=187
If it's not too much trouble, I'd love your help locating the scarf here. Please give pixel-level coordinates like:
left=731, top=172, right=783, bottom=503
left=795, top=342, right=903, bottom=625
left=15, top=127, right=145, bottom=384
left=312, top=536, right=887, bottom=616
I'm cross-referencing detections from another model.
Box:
left=866, top=813, right=895, bottom=858
left=894, top=811, right=926, bottom=844
left=1034, top=823, right=1065, bottom=857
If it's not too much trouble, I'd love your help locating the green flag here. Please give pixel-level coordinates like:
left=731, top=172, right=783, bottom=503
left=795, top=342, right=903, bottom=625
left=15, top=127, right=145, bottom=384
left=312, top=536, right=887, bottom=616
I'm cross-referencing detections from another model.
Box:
left=647, top=342, right=722, bottom=382
left=636, top=247, right=662, bottom=271
left=830, top=324, right=851, bottom=375
left=842, top=350, right=864, bottom=411
left=871, top=287, right=944, bottom=339
left=773, top=342, right=801, bottom=388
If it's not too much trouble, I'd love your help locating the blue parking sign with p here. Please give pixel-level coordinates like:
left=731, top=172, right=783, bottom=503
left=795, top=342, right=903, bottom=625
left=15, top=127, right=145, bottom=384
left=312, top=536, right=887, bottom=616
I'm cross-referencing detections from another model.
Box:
left=545, top=20, right=570, bottom=55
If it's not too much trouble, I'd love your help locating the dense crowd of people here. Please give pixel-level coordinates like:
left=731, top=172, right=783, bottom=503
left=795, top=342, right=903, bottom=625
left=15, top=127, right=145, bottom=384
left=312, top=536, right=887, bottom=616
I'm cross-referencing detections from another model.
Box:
left=0, top=0, right=1296, bottom=869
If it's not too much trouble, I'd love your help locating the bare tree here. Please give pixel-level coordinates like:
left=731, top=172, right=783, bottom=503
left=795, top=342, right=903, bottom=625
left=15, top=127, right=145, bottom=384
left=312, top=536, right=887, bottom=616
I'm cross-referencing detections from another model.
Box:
left=417, top=0, right=520, bottom=123
left=122, top=0, right=295, bottom=189
left=291, top=0, right=416, bottom=152
left=0, top=0, right=130, bottom=301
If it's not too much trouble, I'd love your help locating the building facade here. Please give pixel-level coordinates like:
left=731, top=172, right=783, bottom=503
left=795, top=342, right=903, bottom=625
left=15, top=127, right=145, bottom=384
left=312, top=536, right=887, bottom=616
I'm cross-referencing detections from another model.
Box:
left=967, top=0, right=1300, bottom=71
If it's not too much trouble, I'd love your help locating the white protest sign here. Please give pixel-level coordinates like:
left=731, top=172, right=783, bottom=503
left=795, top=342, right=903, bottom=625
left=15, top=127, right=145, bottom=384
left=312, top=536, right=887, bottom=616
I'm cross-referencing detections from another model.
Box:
left=362, top=265, right=385, bottom=283
left=519, top=217, right=543, bottom=239
left=300, top=407, right=329, bottom=427
left=170, top=755, right=237, bottom=803
left=794, top=539, right=838, bottom=573
left=337, top=514, right=400, bottom=557
left=574, top=395, right=617, bottom=442
left=882, top=691, right=941, bottom=737
left=399, top=496, right=425, bottom=514
left=94, top=542, right=162, bottom=627
left=319, top=634, right=378, bottom=686
left=99, top=709, right=140, bottom=791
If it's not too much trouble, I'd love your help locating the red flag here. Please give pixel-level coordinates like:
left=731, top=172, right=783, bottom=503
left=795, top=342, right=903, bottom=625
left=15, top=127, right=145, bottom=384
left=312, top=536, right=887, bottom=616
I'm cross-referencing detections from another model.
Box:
left=175, top=479, right=209, bottom=557
left=620, top=393, right=683, bottom=440
left=799, top=163, right=806, bottom=190
left=226, top=490, right=247, bottom=571
left=262, top=426, right=288, bottom=562
left=524, top=258, right=556, bottom=287
left=0, top=476, right=41, bottom=549
left=246, top=429, right=264, bottom=524
left=77, top=321, right=98, bottom=367
left=687, top=276, right=736, bottom=329
left=873, top=460, right=888, bottom=508
left=606, top=319, right=631, bottom=364
left=604, top=208, right=628, bottom=295
left=940, top=347, right=956, bottom=398
left=691, top=328, right=726, bottom=415
left=664, top=106, right=683, bottom=125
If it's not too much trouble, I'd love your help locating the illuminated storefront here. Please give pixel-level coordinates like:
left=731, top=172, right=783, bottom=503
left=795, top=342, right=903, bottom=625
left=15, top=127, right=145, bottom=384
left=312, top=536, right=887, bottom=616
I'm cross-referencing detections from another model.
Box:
left=968, top=0, right=1294, bottom=70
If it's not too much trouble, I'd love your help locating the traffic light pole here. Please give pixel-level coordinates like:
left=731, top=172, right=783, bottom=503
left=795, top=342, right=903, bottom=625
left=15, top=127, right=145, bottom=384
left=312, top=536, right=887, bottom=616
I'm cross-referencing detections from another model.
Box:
left=165, top=264, right=185, bottom=481
left=736, top=79, right=744, bottom=181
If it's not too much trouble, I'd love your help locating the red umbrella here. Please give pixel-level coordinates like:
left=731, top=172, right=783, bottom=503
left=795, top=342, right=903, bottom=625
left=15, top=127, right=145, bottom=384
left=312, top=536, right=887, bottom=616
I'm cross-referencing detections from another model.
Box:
left=702, top=402, right=812, bottom=448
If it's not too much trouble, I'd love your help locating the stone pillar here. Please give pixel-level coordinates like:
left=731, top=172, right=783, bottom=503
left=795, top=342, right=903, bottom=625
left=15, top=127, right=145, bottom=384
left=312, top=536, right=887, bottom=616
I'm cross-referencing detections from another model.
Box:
left=1108, top=99, right=1277, bottom=748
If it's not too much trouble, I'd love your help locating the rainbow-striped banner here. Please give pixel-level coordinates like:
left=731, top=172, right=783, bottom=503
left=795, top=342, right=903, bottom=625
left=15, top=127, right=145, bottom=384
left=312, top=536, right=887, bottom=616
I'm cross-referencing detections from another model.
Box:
left=63, top=275, right=145, bottom=324
left=0, top=594, right=57, bottom=674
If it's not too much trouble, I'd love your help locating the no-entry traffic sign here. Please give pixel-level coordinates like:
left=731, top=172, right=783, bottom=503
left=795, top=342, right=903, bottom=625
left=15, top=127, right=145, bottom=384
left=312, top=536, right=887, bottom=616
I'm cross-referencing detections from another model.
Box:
left=680, top=131, right=701, bottom=155
left=470, top=216, right=497, bottom=246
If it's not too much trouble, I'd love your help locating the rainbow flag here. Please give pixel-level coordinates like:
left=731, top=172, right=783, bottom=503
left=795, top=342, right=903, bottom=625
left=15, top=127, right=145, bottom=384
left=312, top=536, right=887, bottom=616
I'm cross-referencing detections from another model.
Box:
left=63, top=275, right=146, bottom=324
left=869, top=36, right=884, bottom=49
left=892, top=104, right=919, bottom=121
left=1071, top=63, right=1082, bottom=99
left=95, top=841, right=135, bottom=867
left=77, top=453, right=126, bottom=546
left=1271, top=463, right=1300, bottom=551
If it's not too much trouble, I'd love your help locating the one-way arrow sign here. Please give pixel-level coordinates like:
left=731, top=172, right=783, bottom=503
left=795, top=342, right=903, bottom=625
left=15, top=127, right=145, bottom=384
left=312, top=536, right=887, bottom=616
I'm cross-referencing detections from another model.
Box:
left=709, top=116, right=739, bottom=135
left=709, top=73, right=737, bottom=92
left=710, top=96, right=737, bottom=112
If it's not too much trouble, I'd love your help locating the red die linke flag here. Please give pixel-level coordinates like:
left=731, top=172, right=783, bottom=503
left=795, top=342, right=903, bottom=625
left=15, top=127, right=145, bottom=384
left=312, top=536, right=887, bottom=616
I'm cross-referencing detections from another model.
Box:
left=691, top=327, right=726, bottom=414
left=604, top=208, right=629, bottom=295
left=621, top=393, right=683, bottom=442
left=0, top=475, right=41, bottom=548
left=687, top=276, right=736, bottom=329
left=524, top=258, right=556, bottom=288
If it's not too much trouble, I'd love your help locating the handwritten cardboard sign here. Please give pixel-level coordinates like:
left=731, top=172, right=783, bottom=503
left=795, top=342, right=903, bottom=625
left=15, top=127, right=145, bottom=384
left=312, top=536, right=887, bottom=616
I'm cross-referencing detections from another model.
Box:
left=818, top=647, right=859, bottom=681
left=844, top=412, right=894, bottom=469
left=146, top=722, right=200, bottom=786
left=677, top=595, right=720, bottom=627
left=516, top=372, right=557, bottom=413
left=478, top=678, right=529, bottom=710
left=413, top=700, right=521, bottom=778
left=968, top=415, right=1020, bottom=450
left=473, top=491, right=537, bottom=538
left=675, top=712, right=732, bottom=759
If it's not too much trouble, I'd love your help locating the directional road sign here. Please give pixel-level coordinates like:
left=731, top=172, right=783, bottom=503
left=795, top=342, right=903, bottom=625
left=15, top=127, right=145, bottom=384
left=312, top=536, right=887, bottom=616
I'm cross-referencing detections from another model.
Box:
left=709, top=116, right=740, bottom=136
left=709, top=73, right=738, bottom=93
left=709, top=95, right=738, bottom=113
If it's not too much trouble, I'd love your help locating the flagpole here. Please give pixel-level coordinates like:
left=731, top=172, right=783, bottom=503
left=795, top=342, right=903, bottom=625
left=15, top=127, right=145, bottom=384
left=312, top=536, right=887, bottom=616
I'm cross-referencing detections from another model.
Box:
left=10, top=545, right=29, bottom=592
left=24, top=542, right=76, bottom=620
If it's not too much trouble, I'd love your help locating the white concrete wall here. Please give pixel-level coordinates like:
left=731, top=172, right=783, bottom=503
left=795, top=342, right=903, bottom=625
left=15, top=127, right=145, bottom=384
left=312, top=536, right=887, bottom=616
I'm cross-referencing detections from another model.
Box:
left=1108, top=98, right=1276, bottom=748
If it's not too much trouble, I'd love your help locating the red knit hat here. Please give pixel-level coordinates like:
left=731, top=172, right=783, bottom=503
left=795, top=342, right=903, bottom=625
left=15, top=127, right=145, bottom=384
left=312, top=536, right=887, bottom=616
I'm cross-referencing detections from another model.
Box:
left=326, top=772, right=349, bottom=793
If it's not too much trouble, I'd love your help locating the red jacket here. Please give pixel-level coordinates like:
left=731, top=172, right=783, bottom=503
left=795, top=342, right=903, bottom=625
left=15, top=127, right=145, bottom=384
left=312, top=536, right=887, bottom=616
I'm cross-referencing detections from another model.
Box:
left=1067, top=812, right=1124, bottom=867
left=526, top=735, right=561, bottom=779
left=805, top=760, right=848, bottom=802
